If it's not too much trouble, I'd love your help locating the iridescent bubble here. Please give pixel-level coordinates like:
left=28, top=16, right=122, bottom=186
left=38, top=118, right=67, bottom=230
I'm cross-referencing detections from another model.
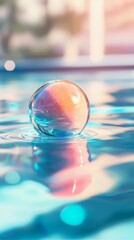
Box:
left=29, top=80, right=90, bottom=137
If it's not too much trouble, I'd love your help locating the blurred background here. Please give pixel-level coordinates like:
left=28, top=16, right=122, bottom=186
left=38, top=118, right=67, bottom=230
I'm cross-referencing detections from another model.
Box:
left=0, top=0, right=134, bottom=65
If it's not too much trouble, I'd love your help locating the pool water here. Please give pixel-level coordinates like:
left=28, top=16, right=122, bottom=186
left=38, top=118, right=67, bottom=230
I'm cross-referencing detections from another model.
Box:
left=0, top=70, right=134, bottom=240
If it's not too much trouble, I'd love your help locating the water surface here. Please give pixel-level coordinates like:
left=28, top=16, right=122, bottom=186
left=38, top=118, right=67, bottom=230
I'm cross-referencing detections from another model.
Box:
left=0, top=70, right=134, bottom=239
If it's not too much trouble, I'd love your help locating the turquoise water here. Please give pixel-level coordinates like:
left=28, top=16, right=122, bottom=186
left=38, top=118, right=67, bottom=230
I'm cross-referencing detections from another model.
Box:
left=0, top=70, right=134, bottom=239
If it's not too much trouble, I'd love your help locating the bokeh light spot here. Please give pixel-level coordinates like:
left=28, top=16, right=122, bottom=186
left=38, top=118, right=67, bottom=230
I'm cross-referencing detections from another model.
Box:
left=5, top=171, right=21, bottom=185
left=4, top=60, right=16, bottom=71
left=60, top=204, right=86, bottom=226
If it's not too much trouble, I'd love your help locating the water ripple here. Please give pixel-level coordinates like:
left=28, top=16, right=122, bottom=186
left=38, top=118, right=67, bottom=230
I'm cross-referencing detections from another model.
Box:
left=0, top=126, right=97, bottom=144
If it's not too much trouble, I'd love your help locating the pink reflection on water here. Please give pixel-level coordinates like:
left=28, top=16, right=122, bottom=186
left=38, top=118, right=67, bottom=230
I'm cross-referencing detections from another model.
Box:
left=32, top=140, right=91, bottom=198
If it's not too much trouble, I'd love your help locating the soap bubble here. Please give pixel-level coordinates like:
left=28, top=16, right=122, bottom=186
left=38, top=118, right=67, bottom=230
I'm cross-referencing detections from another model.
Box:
left=29, top=80, right=90, bottom=137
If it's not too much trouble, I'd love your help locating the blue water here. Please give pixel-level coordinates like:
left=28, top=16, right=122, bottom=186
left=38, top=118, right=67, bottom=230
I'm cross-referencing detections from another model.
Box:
left=0, top=70, right=134, bottom=240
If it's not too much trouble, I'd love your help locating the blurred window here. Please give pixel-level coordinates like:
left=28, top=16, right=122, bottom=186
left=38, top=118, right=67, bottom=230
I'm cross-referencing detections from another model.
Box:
left=0, top=0, right=134, bottom=61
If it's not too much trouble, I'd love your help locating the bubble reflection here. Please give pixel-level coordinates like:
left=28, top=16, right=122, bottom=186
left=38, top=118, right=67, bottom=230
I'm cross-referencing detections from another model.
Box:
left=32, top=140, right=91, bottom=197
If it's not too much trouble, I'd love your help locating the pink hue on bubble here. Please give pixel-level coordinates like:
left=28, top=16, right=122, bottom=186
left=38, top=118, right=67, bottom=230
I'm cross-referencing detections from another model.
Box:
left=29, top=80, right=90, bottom=137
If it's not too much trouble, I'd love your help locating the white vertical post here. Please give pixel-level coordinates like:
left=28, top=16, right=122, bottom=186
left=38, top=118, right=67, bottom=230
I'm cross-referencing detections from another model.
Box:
left=64, top=35, right=80, bottom=62
left=89, top=0, right=105, bottom=62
